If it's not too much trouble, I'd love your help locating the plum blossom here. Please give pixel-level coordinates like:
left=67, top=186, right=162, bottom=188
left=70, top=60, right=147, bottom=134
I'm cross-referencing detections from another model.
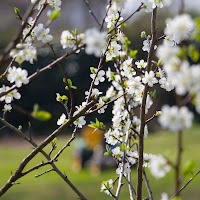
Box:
left=135, top=59, right=147, bottom=69
left=161, top=193, right=169, bottom=200
left=106, top=40, right=121, bottom=61
left=100, top=179, right=113, bottom=196
left=0, top=86, right=21, bottom=104
left=142, top=39, right=157, bottom=53
left=112, top=146, right=124, bottom=161
left=33, top=23, right=53, bottom=43
left=105, top=2, right=123, bottom=29
left=3, top=104, right=12, bottom=112
left=32, top=0, right=62, bottom=10
left=84, top=28, right=106, bottom=57
left=10, top=44, right=37, bottom=64
left=158, top=105, right=193, bottom=132
left=57, top=113, right=67, bottom=125
left=142, top=71, right=158, bottom=87
left=90, top=68, right=105, bottom=85
left=149, top=154, right=171, bottom=178
left=60, top=30, right=75, bottom=49
left=7, top=67, right=29, bottom=88
left=116, top=162, right=131, bottom=176
left=85, top=88, right=102, bottom=99
left=97, top=98, right=108, bottom=114
left=165, top=14, right=195, bottom=44
left=73, top=116, right=86, bottom=128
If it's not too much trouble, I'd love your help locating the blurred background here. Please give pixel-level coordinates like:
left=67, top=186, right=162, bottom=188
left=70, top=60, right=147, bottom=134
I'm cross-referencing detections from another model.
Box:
left=0, top=1, right=200, bottom=200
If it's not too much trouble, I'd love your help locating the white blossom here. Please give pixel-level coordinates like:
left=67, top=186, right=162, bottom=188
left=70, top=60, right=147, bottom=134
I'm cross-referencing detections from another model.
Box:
left=106, top=40, right=121, bottom=61
left=161, top=193, right=169, bottom=200
left=158, top=105, right=193, bottom=132
left=57, top=113, right=67, bottom=125
left=142, top=39, right=157, bottom=53
left=84, top=28, right=106, bottom=57
left=4, top=104, right=12, bottom=111
left=73, top=116, right=86, bottom=128
left=135, top=60, right=147, bottom=69
left=60, top=30, right=75, bottom=49
left=90, top=69, right=105, bottom=85
left=33, top=23, right=53, bottom=43
left=165, top=14, right=195, bottom=44
left=85, top=88, right=102, bottom=99
left=149, top=154, right=171, bottom=179
left=0, top=86, right=21, bottom=104
left=100, top=179, right=113, bottom=196
left=142, top=71, right=158, bottom=87
left=97, top=98, right=108, bottom=114
left=7, top=67, right=29, bottom=88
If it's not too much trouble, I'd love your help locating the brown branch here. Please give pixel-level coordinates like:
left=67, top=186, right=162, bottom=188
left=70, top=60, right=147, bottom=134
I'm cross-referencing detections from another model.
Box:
left=35, top=168, right=55, bottom=178
left=174, top=130, right=183, bottom=197
left=136, top=8, right=157, bottom=200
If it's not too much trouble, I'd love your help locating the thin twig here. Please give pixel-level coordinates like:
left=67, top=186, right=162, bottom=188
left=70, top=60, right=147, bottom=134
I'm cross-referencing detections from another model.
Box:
left=143, top=169, right=153, bottom=200
left=108, top=3, right=143, bottom=34
left=48, top=43, right=74, bottom=117
left=83, top=0, right=101, bottom=27
left=171, top=170, right=200, bottom=199
left=35, top=168, right=55, bottom=178
left=0, top=45, right=85, bottom=98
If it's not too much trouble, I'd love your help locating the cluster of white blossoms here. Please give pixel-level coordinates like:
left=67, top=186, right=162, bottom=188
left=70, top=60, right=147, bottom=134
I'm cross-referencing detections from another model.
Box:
left=100, top=179, right=114, bottom=196
left=165, top=14, right=195, bottom=44
left=0, top=86, right=21, bottom=104
left=31, top=0, right=62, bottom=11
left=158, top=105, right=193, bottom=132
left=142, top=0, right=171, bottom=13
left=149, top=154, right=171, bottom=178
left=10, top=43, right=37, bottom=64
left=156, top=14, right=200, bottom=114
left=105, top=2, right=124, bottom=29
left=7, top=67, right=29, bottom=88
left=60, top=30, right=85, bottom=50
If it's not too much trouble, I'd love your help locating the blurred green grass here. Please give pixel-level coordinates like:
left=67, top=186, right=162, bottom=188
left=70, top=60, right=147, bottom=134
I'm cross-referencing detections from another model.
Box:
left=0, top=124, right=200, bottom=200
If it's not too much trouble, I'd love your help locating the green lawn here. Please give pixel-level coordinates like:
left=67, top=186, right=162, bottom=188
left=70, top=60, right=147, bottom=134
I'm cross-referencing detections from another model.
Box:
left=0, top=124, right=200, bottom=200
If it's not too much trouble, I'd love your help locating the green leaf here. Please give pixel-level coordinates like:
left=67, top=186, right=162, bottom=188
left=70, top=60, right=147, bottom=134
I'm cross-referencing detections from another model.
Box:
left=130, top=50, right=138, bottom=59
left=104, top=152, right=109, bottom=156
left=71, top=86, right=77, bottom=89
left=106, top=144, right=110, bottom=153
left=65, top=86, right=69, bottom=90
left=182, top=160, right=196, bottom=177
left=50, top=9, right=61, bottom=20
left=51, top=138, right=57, bottom=145
left=61, top=95, right=68, bottom=101
left=33, top=104, right=52, bottom=121
left=90, top=67, right=95, bottom=73
left=63, top=78, right=66, bottom=83
left=33, top=104, right=39, bottom=113
left=67, top=79, right=72, bottom=87
left=34, top=111, right=52, bottom=121
left=121, top=143, right=126, bottom=152
left=188, top=44, right=199, bottom=63
left=14, top=7, right=20, bottom=14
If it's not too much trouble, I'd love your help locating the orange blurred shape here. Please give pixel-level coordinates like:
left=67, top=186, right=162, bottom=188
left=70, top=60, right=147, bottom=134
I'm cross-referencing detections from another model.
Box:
left=82, top=126, right=104, bottom=150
